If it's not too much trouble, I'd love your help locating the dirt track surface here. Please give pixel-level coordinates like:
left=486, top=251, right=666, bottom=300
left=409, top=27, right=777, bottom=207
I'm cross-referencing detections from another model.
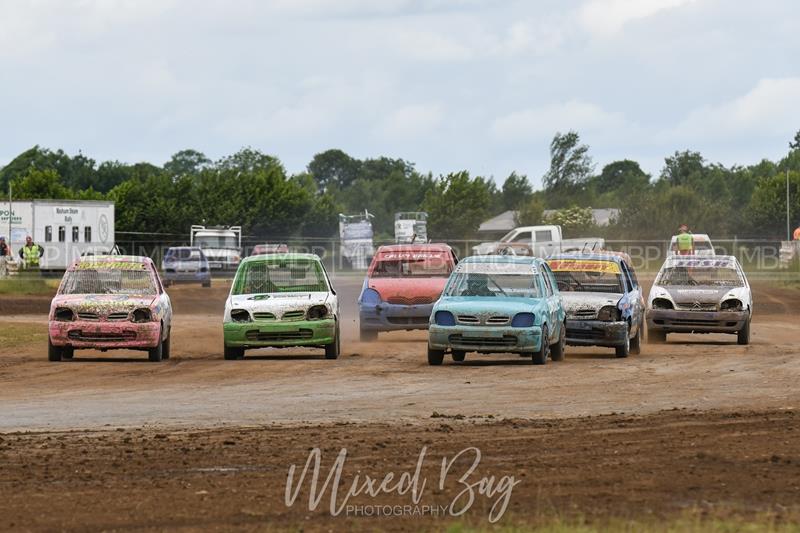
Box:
left=2, top=276, right=800, bottom=530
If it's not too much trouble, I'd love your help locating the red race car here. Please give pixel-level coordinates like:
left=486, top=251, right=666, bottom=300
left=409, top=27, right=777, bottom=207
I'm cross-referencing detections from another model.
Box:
left=357, top=244, right=458, bottom=341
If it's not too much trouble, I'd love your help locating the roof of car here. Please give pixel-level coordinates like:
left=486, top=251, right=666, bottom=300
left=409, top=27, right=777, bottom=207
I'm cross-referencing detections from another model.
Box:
left=376, top=243, right=452, bottom=253
left=664, top=254, right=737, bottom=266
left=241, top=253, right=321, bottom=263
left=166, top=246, right=201, bottom=251
left=461, top=254, right=545, bottom=265
left=548, top=252, right=627, bottom=264
left=69, top=255, right=153, bottom=269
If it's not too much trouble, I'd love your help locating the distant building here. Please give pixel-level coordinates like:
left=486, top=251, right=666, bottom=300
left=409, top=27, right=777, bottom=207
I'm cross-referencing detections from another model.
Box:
left=478, top=208, right=620, bottom=233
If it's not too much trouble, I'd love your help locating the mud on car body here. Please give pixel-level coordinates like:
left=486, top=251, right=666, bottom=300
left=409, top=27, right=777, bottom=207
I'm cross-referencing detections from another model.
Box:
left=222, top=253, right=340, bottom=360
left=48, top=256, right=173, bottom=362
left=646, top=255, right=752, bottom=344
left=427, top=255, right=566, bottom=365
left=358, top=244, right=457, bottom=341
left=547, top=253, right=644, bottom=358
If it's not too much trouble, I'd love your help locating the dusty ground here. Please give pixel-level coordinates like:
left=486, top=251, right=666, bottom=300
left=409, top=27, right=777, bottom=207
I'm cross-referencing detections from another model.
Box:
left=2, top=276, right=800, bottom=531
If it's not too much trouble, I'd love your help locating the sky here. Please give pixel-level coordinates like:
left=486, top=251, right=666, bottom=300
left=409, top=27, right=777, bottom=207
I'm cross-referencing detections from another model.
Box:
left=1, top=0, right=799, bottom=187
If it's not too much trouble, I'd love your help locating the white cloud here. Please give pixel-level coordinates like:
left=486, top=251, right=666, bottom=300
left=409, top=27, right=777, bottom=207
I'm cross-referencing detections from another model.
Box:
left=578, top=0, right=698, bottom=37
left=378, top=104, right=444, bottom=139
left=490, top=100, right=628, bottom=143
left=666, top=78, right=800, bottom=142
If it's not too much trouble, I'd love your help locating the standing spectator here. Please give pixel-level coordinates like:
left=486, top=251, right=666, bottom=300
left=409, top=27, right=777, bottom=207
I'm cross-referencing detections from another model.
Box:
left=0, top=236, right=10, bottom=278
left=19, top=235, right=44, bottom=272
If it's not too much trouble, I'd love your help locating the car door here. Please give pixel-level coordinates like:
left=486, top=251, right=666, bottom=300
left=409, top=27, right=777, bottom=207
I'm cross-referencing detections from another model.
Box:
left=618, top=261, right=640, bottom=332
left=152, top=263, right=172, bottom=334
left=537, top=265, right=558, bottom=343
left=541, top=262, right=564, bottom=336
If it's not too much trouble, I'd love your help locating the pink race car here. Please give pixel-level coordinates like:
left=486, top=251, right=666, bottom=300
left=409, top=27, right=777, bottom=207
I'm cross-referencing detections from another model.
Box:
left=48, top=256, right=173, bottom=362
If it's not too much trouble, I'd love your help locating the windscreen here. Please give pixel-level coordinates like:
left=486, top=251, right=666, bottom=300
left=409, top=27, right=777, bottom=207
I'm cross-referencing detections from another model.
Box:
left=166, top=248, right=203, bottom=261
left=444, top=263, right=541, bottom=298
left=548, top=259, right=623, bottom=294
left=370, top=253, right=452, bottom=278
left=232, top=260, right=328, bottom=295
left=196, top=235, right=238, bottom=249
left=657, top=266, right=742, bottom=287
left=61, top=262, right=156, bottom=295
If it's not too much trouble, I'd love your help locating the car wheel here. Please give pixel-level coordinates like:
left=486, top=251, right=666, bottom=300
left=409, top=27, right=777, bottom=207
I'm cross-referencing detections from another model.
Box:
left=532, top=325, right=549, bottom=365
left=550, top=322, right=566, bottom=362
left=630, top=324, right=642, bottom=355
left=48, top=338, right=62, bottom=362
left=62, top=347, right=74, bottom=360
left=427, top=345, right=444, bottom=366
left=647, top=325, right=666, bottom=344
left=325, top=323, right=340, bottom=360
left=148, top=338, right=163, bottom=362
left=451, top=350, right=466, bottom=362
left=615, top=325, right=630, bottom=358
left=202, top=280, right=211, bottom=288
left=224, top=344, right=244, bottom=360
left=161, top=329, right=171, bottom=360
left=360, top=328, right=377, bottom=342
left=737, top=317, right=751, bottom=345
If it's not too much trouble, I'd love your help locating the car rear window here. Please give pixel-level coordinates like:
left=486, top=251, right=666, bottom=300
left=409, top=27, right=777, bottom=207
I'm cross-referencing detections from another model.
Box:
left=370, top=252, right=452, bottom=278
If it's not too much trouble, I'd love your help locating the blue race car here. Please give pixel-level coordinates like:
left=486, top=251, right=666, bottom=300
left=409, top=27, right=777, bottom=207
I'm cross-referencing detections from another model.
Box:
left=427, top=255, right=566, bottom=365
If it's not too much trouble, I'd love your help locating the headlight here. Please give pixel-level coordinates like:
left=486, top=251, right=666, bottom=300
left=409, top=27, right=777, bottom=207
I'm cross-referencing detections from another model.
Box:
left=230, top=308, right=251, bottom=322
left=434, top=310, right=456, bottom=326
left=597, top=306, right=621, bottom=321
left=511, top=312, right=535, bottom=328
left=131, top=308, right=152, bottom=323
left=720, top=299, right=743, bottom=311
left=54, top=307, right=75, bottom=322
left=652, top=298, right=674, bottom=310
left=307, top=305, right=329, bottom=320
left=360, top=288, right=381, bottom=305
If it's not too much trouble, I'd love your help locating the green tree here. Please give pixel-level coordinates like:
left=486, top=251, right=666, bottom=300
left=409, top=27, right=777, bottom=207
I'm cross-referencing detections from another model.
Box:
left=516, top=194, right=545, bottom=226
left=164, top=149, right=211, bottom=177
left=660, top=150, right=704, bottom=186
left=422, top=172, right=493, bottom=239
left=307, top=149, right=361, bottom=190
left=501, top=172, right=532, bottom=211
left=790, top=129, right=800, bottom=151
left=9, top=168, right=74, bottom=199
left=543, top=131, right=594, bottom=191
left=215, top=147, right=283, bottom=174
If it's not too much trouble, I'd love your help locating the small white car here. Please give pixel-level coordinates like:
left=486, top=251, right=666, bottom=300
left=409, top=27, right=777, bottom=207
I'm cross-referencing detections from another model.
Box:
left=646, top=255, right=752, bottom=344
left=222, top=253, right=340, bottom=360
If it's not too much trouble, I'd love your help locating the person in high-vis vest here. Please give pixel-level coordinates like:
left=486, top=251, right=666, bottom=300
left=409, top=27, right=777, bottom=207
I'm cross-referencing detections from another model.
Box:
left=675, top=224, right=694, bottom=256
left=18, top=236, right=44, bottom=271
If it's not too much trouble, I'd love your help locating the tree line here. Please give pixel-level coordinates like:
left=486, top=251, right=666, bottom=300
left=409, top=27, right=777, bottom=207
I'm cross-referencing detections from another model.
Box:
left=1, top=131, right=799, bottom=242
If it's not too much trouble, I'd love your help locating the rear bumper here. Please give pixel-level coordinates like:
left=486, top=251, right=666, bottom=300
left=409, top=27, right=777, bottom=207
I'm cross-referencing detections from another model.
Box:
left=223, top=318, right=335, bottom=348
left=49, top=320, right=161, bottom=349
left=646, top=309, right=749, bottom=333
left=359, top=302, right=434, bottom=331
left=565, top=319, right=628, bottom=347
left=428, top=324, right=542, bottom=354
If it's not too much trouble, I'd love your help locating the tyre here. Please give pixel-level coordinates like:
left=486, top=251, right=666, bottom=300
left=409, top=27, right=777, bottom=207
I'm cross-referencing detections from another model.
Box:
left=550, top=322, right=566, bottom=362
left=161, top=329, right=171, bottom=360
left=48, top=338, right=62, bottom=362
left=451, top=350, right=466, bottom=362
left=532, top=325, right=549, bottom=365
left=325, top=324, right=340, bottom=360
left=615, top=324, right=630, bottom=358
left=62, top=347, right=74, bottom=360
left=359, top=328, right=378, bottom=342
left=737, top=318, right=751, bottom=345
left=427, top=345, right=444, bottom=365
left=647, top=325, right=666, bottom=344
left=224, top=344, right=244, bottom=360
left=148, top=338, right=163, bottom=362
left=202, top=280, right=211, bottom=288
left=630, top=323, right=642, bottom=355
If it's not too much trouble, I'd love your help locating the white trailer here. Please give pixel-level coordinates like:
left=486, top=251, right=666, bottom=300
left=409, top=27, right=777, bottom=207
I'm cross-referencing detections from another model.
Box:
left=1, top=199, right=115, bottom=270
left=190, top=225, right=242, bottom=270
left=339, top=211, right=374, bottom=269
left=394, top=212, right=428, bottom=244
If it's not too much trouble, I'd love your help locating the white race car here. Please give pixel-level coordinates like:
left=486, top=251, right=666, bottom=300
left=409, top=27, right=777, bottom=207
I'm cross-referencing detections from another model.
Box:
left=646, top=255, right=752, bottom=344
